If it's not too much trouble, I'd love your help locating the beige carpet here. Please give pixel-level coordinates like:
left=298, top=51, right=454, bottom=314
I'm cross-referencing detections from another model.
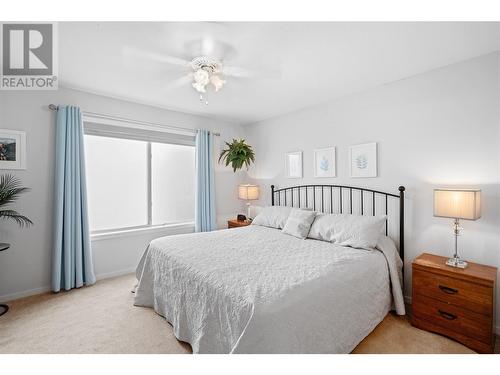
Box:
left=0, top=273, right=495, bottom=354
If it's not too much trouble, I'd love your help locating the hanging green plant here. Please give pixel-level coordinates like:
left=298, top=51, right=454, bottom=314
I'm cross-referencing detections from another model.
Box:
left=218, top=139, right=255, bottom=172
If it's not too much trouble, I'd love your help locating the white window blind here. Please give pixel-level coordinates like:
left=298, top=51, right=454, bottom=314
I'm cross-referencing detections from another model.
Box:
left=83, top=116, right=196, bottom=234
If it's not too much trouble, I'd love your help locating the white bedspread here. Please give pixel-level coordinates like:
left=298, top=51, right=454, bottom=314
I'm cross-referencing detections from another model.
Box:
left=134, top=225, right=405, bottom=354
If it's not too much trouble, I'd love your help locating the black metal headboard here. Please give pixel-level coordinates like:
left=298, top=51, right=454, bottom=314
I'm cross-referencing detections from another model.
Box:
left=271, top=184, right=405, bottom=263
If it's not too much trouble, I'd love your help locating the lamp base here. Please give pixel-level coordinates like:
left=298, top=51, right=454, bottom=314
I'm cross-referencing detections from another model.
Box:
left=445, top=257, right=468, bottom=269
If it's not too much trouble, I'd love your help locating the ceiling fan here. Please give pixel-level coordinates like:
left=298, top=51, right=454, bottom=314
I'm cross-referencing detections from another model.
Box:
left=122, top=36, right=272, bottom=105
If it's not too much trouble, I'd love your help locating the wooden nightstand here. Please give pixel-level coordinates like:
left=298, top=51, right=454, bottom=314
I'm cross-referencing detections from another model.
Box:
left=227, top=219, right=251, bottom=229
left=412, top=253, right=497, bottom=353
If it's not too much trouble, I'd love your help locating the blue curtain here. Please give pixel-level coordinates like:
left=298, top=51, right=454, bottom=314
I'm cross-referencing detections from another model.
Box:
left=195, top=130, right=216, bottom=232
left=52, top=106, right=96, bottom=292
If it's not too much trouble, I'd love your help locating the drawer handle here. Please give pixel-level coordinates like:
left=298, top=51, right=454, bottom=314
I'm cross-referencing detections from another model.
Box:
left=438, top=285, right=458, bottom=294
left=438, top=310, right=458, bottom=320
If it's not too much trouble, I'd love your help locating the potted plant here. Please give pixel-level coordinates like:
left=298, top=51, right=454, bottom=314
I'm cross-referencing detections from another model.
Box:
left=0, top=174, right=33, bottom=228
left=0, top=173, right=32, bottom=317
left=218, top=139, right=255, bottom=172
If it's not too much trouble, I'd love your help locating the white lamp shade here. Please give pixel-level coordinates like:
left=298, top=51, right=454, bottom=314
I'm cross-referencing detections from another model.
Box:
left=238, top=184, right=259, bottom=200
left=434, top=189, right=481, bottom=220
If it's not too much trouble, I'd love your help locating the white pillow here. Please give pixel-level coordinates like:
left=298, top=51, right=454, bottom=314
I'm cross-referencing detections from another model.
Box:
left=282, top=209, right=317, bottom=239
left=251, top=206, right=293, bottom=229
left=308, top=213, right=387, bottom=249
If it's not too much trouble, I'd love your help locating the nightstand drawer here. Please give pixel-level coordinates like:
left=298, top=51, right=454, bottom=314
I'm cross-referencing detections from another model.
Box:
left=413, top=268, right=493, bottom=316
left=413, top=294, right=492, bottom=342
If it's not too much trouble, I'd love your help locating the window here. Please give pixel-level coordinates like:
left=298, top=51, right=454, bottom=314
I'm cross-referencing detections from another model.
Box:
left=151, top=143, right=196, bottom=225
left=84, top=129, right=195, bottom=233
left=85, top=135, right=148, bottom=231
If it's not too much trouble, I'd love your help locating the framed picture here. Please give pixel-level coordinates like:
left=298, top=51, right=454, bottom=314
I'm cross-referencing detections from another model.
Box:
left=314, top=147, right=336, bottom=178
left=0, top=129, right=26, bottom=170
left=285, top=151, right=303, bottom=178
left=349, top=142, right=377, bottom=178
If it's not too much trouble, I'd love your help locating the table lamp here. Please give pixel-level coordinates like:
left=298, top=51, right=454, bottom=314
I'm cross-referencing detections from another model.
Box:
left=433, top=189, right=481, bottom=268
left=238, top=184, right=259, bottom=220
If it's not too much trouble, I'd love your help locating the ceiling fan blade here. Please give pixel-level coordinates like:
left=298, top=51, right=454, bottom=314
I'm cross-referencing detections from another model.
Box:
left=122, top=46, right=190, bottom=67
left=222, top=65, right=254, bottom=78
left=164, top=74, right=193, bottom=90
left=224, top=65, right=282, bottom=80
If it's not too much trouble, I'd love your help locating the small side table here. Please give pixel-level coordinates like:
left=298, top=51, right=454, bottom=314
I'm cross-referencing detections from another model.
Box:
left=412, top=253, right=497, bottom=353
left=0, top=243, right=11, bottom=317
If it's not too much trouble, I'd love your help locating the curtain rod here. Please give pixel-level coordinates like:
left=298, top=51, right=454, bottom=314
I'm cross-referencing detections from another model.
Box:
left=48, top=104, right=220, bottom=137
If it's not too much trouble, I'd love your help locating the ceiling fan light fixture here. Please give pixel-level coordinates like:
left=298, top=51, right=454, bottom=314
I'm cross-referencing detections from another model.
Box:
left=210, top=74, right=226, bottom=92
left=190, top=56, right=228, bottom=98
left=193, top=68, right=210, bottom=85
left=192, top=81, right=207, bottom=93
left=192, top=68, right=211, bottom=93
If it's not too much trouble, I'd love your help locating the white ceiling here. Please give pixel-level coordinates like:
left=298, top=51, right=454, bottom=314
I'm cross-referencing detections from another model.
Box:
left=59, top=22, right=500, bottom=125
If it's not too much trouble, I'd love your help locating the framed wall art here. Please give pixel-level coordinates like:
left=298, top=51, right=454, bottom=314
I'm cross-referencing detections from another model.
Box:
left=349, top=142, right=377, bottom=178
left=314, top=147, right=336, bottom=178
left=285, top=151, right=303, bottom=178
left=0, top=129, right=26, bottom=170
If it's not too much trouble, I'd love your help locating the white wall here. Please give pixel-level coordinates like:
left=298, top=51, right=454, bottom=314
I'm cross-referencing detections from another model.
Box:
left=244, top=52, right=500, bottom=327
left=0, top=87, right=245, bottom=300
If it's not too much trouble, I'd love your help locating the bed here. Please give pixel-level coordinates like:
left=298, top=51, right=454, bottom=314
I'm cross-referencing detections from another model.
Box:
left=134, top=184, right=406, bottom=354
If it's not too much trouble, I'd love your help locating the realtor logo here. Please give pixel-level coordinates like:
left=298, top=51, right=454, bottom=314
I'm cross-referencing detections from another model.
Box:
left=1, top=22, right=58, bottom=90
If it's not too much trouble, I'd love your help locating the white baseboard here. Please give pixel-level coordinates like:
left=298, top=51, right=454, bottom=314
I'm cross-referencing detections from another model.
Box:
left=0, top=268, right=136, bottom=303
left=404, top=294, right=500, bottom=336
left=0, top=285, right=51, bottom=302
left=95, top=267, right=135, bottom=281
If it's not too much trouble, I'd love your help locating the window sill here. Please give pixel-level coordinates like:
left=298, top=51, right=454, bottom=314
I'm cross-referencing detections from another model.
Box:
left=91, top=222, right=195, bottom=241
